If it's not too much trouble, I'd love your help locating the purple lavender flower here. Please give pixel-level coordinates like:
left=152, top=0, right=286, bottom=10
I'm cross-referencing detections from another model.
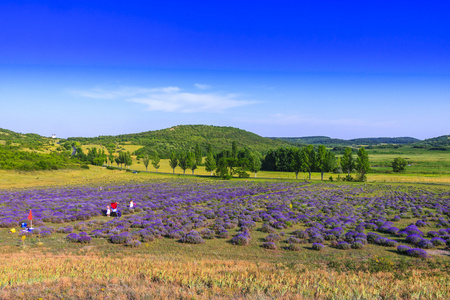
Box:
left=312, top=243, right=325, bottom=251
left=406, top=248, right=428, bottom=259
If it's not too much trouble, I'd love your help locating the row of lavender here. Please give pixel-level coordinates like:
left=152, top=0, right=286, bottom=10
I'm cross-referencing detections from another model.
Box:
left=1, top=180, right=449, bottom=257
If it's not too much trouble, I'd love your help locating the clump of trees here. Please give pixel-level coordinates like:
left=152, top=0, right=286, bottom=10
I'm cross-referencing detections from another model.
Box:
left=0, top=145, right=74, bottom=171
left=262, top=146, right=370, bottom=182
left=392, top=157, right=407, bottom=173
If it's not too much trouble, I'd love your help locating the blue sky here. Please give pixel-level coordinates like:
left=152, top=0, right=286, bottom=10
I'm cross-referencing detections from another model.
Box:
left=1, top=1, right=449, bottom=139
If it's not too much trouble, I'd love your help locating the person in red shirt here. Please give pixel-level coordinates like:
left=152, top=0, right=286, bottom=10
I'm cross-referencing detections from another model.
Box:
left=110, top=202, right=118, bottom=215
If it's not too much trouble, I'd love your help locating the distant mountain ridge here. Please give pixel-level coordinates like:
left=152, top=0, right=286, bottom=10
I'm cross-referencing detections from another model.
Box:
left=1, top=126, right=449, bottom=156
left=270, top=136, right=421, bottom=146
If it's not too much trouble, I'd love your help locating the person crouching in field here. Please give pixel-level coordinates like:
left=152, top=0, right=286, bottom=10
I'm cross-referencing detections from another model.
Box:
left=110, top=201, right=118, bottom=216
left=106, top=205, right=110, bottom=217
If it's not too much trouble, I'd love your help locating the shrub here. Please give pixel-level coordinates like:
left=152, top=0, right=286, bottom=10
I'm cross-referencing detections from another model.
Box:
left=230, top=234, right=249, bottom=246
left=79, top=235, right=92, bottom=244
left=431, top=237, right=446, bottom=246
left=397, top=245, right=411, bottom=254
left=200, top=229, right=215, bottom=239
left=367, top=232, right=380, bottom=243
left=110, top=233, right=132, bottom=244
left=265, top=233, right=281, bottom=242
left=217, top=230, right=229, bottom=239
left=126, top=240, right=141, bottom=248
left=66, top=233, right=80, bottom=243
left=417, top=239, right=434, bottom=249
left=39, top=230, right=52, bottom=238
left=180, top=232, right=205, bottom=244
left=405, top=234, right=422, bottom=245
left=406, top=248, right=428, bottom=259
left=312, top=243, right=325, bottom=251
left=351, top=241, right=364, bottom=249
left=308, top=234, right=324, bottom=244
left=384, top=239, right=399, bottom=247
left=262, top=242, right=277, bottom=250
left=374, top=237, right=388, bottom=245
left=427, top=231, right=439, bottom=238
left=293, top=230, right=308, bottom=239
left=336, top=241, right=351, bottom=250
left=285, top=236, right=301, bottom=244
left=260, top=224, right=276, bottom=233
left=141, top=234, right=155, bottom=242
left=287, top=243, right=301, bottom=251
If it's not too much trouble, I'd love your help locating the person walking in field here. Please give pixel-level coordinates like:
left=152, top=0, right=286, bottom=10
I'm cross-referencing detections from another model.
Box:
left=129, top=200, right=134, bottom=209
left=106, top=205, right=111, bottom=217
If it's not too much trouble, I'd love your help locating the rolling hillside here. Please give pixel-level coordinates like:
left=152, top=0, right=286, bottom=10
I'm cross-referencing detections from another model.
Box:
left=65, top=125, right=291, bottom=157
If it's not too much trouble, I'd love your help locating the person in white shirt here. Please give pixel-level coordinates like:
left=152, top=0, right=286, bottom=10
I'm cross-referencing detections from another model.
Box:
left=129, top=200, right=134, bottom=209
left=106, top=205, right=111, bottom=217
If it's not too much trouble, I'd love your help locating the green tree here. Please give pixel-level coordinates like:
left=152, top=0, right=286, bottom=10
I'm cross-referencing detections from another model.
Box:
left=341, top=147, right=355, bottom=176
left=151, top=152, right=160, bottom=172
left=392, top=157, right=407, bottom=173
left=178, top=152, right=189, bottom=175
left=231, top=141, right=238, bottom=159
left=302, top=145, right=316, bottom=180
left=248, top=154, right=261, bottom=178
left=188, top=151, right=197, bottom=175
left=291, top=148, right=303, bottom=179
left=124, top=151, right=132, bottom=169
left=194, top=143, right=202, bottom=166
left=316, top=145, right=327, bottom=180
left=356, top=147, right=370, bottom=181
left=169, top=151, right=178, bottom=174
left=108, top=153, right=115, bottom=167
left=215, top=157, right=232, bottom=179
left=142, top=154, right=150, bottom=171
left=205, top=151, right=216, bottom=176
left=324, top=150, right=337, bottom=174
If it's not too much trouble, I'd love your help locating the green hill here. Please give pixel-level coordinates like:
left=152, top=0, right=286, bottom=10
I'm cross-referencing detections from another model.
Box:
left=0, top=128, right=53, bottom=150
left=65, top=125, right=290, bottom=157
left=418, top=135, right=450, bottom=148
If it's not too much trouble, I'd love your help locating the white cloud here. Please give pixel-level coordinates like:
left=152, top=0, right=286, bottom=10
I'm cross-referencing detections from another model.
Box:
left=72, top=86, right=255, bottom=113
left=194, top=83, right=211, bottom=90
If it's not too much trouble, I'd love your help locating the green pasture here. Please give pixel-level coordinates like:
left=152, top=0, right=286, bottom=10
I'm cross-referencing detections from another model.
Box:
left=366, top=147, right=450, bottom=174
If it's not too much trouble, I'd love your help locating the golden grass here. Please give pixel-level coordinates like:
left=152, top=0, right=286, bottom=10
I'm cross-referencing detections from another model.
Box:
left=0, top=167, right=160, bottom=190
left=0, top=253, right=448, bottom=299
left=1, top=165, right=449, bottom=191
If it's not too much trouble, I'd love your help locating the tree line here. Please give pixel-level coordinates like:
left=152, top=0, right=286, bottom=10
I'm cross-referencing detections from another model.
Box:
left=262, top=145, right=370, bottom=181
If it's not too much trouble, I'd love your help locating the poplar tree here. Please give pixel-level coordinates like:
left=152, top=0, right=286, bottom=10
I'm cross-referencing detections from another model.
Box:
left=205, top=151, right=216, bottom=176
left=178, top=152, right=188, bottom=175
left=169, top=151, right=178, bottom=174
left=341, top=147, right=355, bottom=176
left=194, top=144, right=202, bottom=166
left=151, top=152, right=160, bottom=172
left=356, top=147, right=370, bottom=181
left=316, top=145, right=327, bottom=180
left=142, top=154, right=150, bottom=171
left=302, top=145, right=316, bottom=180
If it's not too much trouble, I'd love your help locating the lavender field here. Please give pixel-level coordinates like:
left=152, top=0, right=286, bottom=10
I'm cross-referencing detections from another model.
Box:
left=1, top=180, right=450, bottom=299
left=1, top=180, right=449, bottom=257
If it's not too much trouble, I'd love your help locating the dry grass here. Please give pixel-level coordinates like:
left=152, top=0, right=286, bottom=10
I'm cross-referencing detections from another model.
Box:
left=1, top=253, right=448, bottom=299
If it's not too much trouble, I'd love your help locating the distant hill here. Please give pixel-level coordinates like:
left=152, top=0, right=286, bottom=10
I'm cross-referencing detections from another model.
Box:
left=271, top=136, right=420, bottom=146
left=65, top=125, right=291, bottom=157
left=418, top=135, right=450, bottom=148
